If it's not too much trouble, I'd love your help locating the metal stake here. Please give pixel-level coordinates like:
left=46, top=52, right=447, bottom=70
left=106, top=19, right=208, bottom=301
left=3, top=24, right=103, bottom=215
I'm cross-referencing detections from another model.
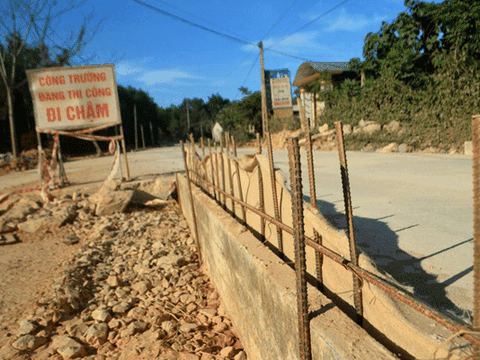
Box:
left=287, top=137, right=312, bottom=360
left=219, top=136, right=226, bottom=208
left=225, top=132, right=235, bottom=214
left=208, top=139, right=217, bottom=201
left=302, top=118, right=324, bottom=288
left=335, top=121, right=363, bottom=326
left=473, top=114, right=480, bottom=359
left=257, top=133, right=265, bottom=241
left=180, top=140, right=202, bottom=265
left=232, top=136, right=247, bottom=222
left=266, top=132, right=283, bottom=254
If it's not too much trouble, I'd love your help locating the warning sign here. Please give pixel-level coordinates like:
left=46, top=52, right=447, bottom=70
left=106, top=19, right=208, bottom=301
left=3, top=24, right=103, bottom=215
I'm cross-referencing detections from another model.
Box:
left=27, top=64, right=121, bottom=130
left=270, top=76, right=292, bottom=109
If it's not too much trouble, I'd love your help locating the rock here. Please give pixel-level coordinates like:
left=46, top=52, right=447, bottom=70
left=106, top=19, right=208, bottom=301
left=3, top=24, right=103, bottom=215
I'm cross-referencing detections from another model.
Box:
left=318, top=124, right=328, bottom=133
left=219, top=346, right=235, bottom=358
left=361, top=123, right=381, bottom=136
left=89, top=190, right=135, bottom=216
left=120, top=320, right=148, bottom=338
left=12, top=335, right=47, bottom=351
left=362, top=143, right=375, bottom=152
left=0, top=233, right=19, bottom=244
left=131, top=280, right=152, bottom=295
left=17, top=319, right=40, bottom=336
left=377, top=143, right=398, bottom=153
left=384, top=120, right=401, bottom=133
left=63, top=233, right=79, bottom=245
left=54, top=337, right=86, bottom=359
left=0, top=218, right=17, bottom=233
left=179, top=353, right=200, bottom=360
left=112, top=300, right=133, bottom=314
left=179, top=322, right=199, bottom=333
left=85, top=323, right=109, bottom=345
left=343, top=124, right=352, bottom=136
left=465, top=141, right=473, bottom=156
left=106, top=275, right=120, bottom=287
left=17, top=217, right=52, bottom=233
left=161, top=320, right=176, bottom=334
left=53, top=204, right=78, bottom=226
left=92, top=309, right=112, bottom=323
left=398, top=143, right=409, bottom=153
left=233, top=350, right=247, bottom=360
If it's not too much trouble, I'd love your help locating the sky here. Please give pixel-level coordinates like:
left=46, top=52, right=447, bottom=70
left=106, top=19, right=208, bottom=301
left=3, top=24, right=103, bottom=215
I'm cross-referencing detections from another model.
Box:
left=45, top=0, right=418, bottom=108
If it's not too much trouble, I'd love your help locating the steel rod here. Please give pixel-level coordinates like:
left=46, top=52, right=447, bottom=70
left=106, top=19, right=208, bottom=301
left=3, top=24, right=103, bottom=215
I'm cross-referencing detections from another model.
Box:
left=257, top=133, right=265, bottom=241
left=335, top=121, right=363, bottom=326
left=225, top=132, right=235, bottom=215
left=180, top=140, right=202, bottom=264
left=232, top=136, right=247, bottom=222
left=266, top=132, right=284, bottom=254
left=187, top=164, right=478, bottom=348
left=288, top=137, right=312, bottom=360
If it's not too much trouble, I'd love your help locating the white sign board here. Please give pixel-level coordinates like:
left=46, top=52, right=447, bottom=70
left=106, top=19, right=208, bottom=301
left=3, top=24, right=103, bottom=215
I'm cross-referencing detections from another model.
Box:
left=270, top=76, right=292, bottom=108
left=27, top=64, right=121, bottom=130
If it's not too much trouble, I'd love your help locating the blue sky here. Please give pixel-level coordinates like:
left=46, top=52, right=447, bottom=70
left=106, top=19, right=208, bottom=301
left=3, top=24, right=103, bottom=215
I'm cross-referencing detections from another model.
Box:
left=55, top=0, right=416, bottom=108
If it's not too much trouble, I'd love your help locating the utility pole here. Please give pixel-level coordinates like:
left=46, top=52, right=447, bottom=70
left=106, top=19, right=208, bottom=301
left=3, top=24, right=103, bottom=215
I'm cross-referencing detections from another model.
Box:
left=134, top=103, right=138, bottom=151
left=259, top=41, right=268, bottom=137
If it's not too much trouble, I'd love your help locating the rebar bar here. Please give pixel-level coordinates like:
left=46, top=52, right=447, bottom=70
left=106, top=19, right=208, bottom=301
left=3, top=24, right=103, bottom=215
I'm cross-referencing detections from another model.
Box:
left=214, top=143, right=221, bottom=207
left=219, top=136, right=226, bottom=208
left=473, top=114, right=480, bottom=359
left=188, top=169, right=479, bottom=346
left=180, top=140, right=202, bottom=264
left=257, top=133, right=265, bottom=241
left=287, top=137, right=312, bottom=360
left=232, top=136, right=247, bottom=222
left=335, top=121, right=363, bottom=326
left=208, top=139, right=217, bottom=201
left=266, top=132, right=283, bottom=254
left=225, top=132, right=235, bottom=214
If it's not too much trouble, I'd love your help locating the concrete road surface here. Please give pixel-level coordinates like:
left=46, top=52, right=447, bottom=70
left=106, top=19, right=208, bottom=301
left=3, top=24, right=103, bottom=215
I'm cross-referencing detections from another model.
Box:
left=0, top=146, right=473, bottom=319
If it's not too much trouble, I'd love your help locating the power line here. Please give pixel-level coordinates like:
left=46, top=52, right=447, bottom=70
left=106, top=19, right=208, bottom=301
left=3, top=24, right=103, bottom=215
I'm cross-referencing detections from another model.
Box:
left=293, top=0, right=349, bottom=34
left=132, top=0, right=317, bottom=63
left=132, top=0, right=254, bottom=46
left=266, top=0, right=350, bottom=52
left=152, top=0, right=247, bottom=44
left=262, top=0, right=300, bottom=39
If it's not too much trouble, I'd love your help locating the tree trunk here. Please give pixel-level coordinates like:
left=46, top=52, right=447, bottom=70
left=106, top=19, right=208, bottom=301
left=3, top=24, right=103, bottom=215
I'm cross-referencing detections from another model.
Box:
left=6, top=87, right=18, bottom=159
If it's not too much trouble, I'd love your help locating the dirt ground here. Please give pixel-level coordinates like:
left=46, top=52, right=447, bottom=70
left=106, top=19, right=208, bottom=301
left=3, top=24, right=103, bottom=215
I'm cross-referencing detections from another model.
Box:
left=0, top=227, right=83, bottom=349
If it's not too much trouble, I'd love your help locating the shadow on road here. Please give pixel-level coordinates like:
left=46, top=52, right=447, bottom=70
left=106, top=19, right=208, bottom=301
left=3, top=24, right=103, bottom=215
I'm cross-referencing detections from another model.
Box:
left=304, top=194, right=472, bottom=322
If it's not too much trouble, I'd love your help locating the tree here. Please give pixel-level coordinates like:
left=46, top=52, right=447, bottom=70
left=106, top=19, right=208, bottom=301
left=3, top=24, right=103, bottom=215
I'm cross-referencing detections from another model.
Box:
left=0, top=0, right=97, bottom=159
left=362, top=0, right=480, bottom=84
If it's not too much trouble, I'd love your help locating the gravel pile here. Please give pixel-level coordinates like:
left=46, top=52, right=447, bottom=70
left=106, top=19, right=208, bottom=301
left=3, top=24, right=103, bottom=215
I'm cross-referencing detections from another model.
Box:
left=2, top=189, right=246, bottom=360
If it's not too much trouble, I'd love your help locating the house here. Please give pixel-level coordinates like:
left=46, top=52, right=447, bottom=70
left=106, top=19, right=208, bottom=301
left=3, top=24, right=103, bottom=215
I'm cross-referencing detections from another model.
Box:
left=293, top=62, right=358, bottom=128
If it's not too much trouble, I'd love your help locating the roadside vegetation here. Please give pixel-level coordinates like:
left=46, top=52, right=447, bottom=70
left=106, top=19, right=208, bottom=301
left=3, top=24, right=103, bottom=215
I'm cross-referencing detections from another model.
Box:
left=1, top=0, right=479, bottom=158
left=312, top=0, right=480, bottom=151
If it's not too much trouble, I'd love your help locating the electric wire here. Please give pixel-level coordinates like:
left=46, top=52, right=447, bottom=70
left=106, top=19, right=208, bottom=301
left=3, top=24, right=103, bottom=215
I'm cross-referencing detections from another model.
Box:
left=266, top=0, right=350, bottom=52
left=132, top=0, right=254, bottom=46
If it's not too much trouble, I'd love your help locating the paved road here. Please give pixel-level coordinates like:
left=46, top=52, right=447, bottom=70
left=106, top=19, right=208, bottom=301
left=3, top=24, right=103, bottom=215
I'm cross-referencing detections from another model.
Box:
left=0, top=146, right=473, bottom=317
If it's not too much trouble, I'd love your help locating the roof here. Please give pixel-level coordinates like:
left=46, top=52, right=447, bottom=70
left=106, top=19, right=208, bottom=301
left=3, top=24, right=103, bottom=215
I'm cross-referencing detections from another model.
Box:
left=293, top=62, right=352, bottom=87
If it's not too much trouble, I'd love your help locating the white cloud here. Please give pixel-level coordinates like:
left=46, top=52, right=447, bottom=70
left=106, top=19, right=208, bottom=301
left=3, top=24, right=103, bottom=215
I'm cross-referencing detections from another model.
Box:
left=326, top=8, right=370, bottom=32
left=242, top=31, right=330, bottom=57
left=115, top=61, right=144, bottom=76
left=136, top=69, right=198, bottom=85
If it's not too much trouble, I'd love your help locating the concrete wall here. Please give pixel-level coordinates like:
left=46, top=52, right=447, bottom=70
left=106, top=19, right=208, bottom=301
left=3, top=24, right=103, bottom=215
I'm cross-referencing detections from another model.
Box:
left=177, top=174, right=395, bottom=360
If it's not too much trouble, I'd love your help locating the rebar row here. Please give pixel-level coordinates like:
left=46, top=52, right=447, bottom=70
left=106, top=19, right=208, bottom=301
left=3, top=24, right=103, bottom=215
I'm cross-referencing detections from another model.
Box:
left=183, top=128, right=479, bottom=357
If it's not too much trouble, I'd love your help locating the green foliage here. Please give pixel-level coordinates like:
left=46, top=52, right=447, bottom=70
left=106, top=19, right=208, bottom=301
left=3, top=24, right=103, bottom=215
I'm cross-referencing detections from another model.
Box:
left=214, top=89, right=262, bottom=145
left=316, top=0, right=480, bottom=150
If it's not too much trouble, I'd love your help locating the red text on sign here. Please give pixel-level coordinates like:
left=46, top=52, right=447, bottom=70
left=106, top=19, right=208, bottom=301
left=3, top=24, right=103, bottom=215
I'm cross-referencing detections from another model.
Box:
left=38, top=92, right=65, bottom=102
